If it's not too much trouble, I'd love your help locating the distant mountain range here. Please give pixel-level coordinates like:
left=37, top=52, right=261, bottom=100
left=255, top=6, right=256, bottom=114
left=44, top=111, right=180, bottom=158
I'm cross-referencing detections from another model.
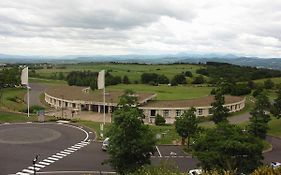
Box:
left=0, top=53, right=281, bottom=70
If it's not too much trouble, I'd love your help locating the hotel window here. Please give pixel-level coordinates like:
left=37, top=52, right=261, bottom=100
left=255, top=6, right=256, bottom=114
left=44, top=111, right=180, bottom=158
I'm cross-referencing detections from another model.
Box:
left=163, top=110, right=170, bottom=118
left=209, top=109, right=213, bottom=115
left=198, top=109, right=203, bottom=115
left=176, top=110, right=181, bottom=117
left=150, top=110, right=156, bottom=117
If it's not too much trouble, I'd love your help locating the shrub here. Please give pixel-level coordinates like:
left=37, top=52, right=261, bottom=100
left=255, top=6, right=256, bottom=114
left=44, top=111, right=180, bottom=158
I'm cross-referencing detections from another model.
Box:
left=155, top=114, right=166, bottom=125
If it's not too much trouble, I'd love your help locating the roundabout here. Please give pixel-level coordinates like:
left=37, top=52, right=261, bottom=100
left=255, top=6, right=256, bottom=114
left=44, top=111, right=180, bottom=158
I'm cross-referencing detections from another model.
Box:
left=0, top=122, right=94, bottom=175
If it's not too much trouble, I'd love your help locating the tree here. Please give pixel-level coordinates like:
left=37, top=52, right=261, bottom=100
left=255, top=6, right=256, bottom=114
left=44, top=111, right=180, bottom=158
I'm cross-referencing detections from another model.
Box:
left=154, top=114, right=166, bottom=126
left=184, top=71, right=193, bottom=77
left=248, top=93, right=271, bottom=139
left=264, top=79, right=274, bottom=89
left=171, top=73, right=186, bottom=86
left=193, top=123, right=263, bottom=174
left=175, top=108, right=199, bottom=147
left=130, top=161, right=181, bottom=175
left=192, top=75, right=205, bottom=84
left=210, top=90, right=230, bottom=124
left=118, top=89, right=138, bottom=107
left=230, top=84, right=251, bottom=96
left=106, top=106, right=156, bottom=174
left=271, top=88, right=281, bottom=119
left=253, top=87, right=263, bottom=97
left=123, top=75, right=130, bottom=84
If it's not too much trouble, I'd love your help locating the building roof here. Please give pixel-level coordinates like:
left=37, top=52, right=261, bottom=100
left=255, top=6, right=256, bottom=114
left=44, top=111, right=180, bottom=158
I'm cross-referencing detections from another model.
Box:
left=45, top=85, right=156, bottom=104
left=140, top=95, right=245, bottom=109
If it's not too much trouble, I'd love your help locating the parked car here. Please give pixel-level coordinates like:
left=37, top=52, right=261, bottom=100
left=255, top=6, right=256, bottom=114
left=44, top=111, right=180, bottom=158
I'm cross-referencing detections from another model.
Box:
left=102, top=137, right=109, bottom=151
left=271, top=162, right=281, bottom=169
left=188, top=169, right=202, bottom=175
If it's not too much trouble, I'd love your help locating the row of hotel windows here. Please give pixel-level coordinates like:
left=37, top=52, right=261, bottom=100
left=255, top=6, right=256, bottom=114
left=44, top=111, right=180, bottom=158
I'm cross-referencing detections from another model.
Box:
left=150, top=104, right=241, bottom=118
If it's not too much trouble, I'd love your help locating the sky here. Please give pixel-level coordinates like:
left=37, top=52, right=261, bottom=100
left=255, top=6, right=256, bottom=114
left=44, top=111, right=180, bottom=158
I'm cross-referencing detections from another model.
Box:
left=0, top=0, right=280, bottom=57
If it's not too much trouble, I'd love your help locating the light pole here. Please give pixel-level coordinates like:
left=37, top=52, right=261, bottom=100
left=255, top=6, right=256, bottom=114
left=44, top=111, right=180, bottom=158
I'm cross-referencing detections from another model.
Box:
left=32, top=155, right=39, bottom=175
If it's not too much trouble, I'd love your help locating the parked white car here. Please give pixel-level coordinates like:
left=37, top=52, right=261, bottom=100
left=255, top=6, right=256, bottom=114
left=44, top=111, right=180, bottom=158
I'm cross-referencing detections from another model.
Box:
left=102, top=137, right=109, bottom=151
left=188, top=169, right=202, bottom=175
left=271, top=162, right=281, bottom=169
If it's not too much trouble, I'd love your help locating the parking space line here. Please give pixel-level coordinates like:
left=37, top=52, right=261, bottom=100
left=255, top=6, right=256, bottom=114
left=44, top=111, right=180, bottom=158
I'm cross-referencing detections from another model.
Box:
left=156, top=146, right=162, bottom=157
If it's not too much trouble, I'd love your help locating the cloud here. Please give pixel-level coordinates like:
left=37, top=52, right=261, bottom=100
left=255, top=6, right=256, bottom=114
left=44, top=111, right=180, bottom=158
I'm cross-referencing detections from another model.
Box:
left=0, top=0, right=280, bottom=57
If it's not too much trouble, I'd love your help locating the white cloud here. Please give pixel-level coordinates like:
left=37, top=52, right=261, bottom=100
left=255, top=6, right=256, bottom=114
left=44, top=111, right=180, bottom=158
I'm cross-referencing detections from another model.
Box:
left=0, top=0, right=280, bottom=57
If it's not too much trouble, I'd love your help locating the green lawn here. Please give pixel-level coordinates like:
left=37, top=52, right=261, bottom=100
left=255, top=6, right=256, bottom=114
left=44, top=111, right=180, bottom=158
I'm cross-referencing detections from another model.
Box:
left=0, top=111, right=37, bottom=123
left=107, top=84, right=212, bottom=100
left=33, top=63, right=204, bottom=82
left=29, top=77, right=67, bottom=85
left=254, top=77, right=281, bottom=85
left=268, top=117, right=281, bottom=138
left=0, top=88, right=26, bottom=111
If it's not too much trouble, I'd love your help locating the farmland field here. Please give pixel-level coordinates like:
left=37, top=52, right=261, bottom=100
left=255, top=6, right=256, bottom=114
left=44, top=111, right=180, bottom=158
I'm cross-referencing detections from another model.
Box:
left=33, top=63, right=205, bottom=82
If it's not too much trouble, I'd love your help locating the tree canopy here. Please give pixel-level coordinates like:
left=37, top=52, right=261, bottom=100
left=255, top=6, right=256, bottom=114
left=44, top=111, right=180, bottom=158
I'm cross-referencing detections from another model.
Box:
left=193, top=123, right=264, bottom=174
left=271, top=88, right=281, bottom=119
left=248, top=93, right=271, bottom=139
left=210, top=90, right=230, bottom=124
left=106, top=106, right=156, bottom=174
left=175, top=108, right=199, bottom=147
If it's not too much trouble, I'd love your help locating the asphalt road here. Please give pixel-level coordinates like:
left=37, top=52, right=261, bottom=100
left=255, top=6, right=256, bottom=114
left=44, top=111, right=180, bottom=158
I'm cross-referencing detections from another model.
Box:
left=0, top=122, right=95, bottom=175
left=25, top=83, right=48, bottom=106
left=0, top=123, right=281, bottom=174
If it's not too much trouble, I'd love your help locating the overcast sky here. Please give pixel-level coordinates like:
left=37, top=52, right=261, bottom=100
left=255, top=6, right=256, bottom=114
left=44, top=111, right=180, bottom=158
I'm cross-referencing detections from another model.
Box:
left=0, top=0, right=280, bottom=57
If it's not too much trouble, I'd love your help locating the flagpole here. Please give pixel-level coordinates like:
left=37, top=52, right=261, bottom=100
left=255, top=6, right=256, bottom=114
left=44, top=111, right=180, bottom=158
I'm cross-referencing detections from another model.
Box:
left=103, top=86, right=105, bottom=125
left=27, top=85, right=30, bottom=117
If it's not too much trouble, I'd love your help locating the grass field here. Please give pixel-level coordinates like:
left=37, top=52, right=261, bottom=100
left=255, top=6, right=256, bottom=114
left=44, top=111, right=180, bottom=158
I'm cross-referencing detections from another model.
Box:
left=0, top=88, right=26, bottom=111
left=254, top=77, right=281, bottom=85
left=268, top=117, right=281, bottom=138
left=29, top=77, right=67, bottom=85
left=108, top=84, right=212, bottom=100
left=0, top=111, right=37, bottom=123
left=33, top=63, right=204, bottom=82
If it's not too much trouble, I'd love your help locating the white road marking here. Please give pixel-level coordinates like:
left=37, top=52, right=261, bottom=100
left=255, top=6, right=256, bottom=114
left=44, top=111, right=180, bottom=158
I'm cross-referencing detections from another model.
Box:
left=48, top=157, right=59, bottom=161
left=76, top=143, right=88, bottom=146
left=39, top=161, right=50, bottom=166
left=16, top=172, right=29, bottom=175
left=52, top=155, right=63, bottom=159
left=72, top=145, right=82, bottom=149
left=60, top=151, right=71, bottom=155
left=56, top=153, right=67, bottom=157
left=155, top=146, right=162, bottom=157
left=64, top=149, right=74, bottom=153
left=67, top=147, right=78, bottom=151
left=22, top=169, right=34, bottom=173
left=28, top=166, right=40, bottom=171
left=14, top=123, right=92, bottom=175
left=43, top=159, right=55, bottom=163
left=35, top=164, right=45, bottom=168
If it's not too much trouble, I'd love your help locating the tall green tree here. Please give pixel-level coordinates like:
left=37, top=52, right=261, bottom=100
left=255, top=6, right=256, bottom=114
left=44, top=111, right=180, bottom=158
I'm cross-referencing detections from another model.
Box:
left=264, top=79, right=274, bottom=89
left=210, top=90, right=229, bottom=124
left=248, top=93, right=271, bottom=139
left=193, top=123, right=263, bottom=174
left=118, top=89, right=138, bottom=107
left=123, top=75, right=130, bottom=84
left=106, top=106, right=156, bottom=174
left=175, top=108, right=199, bottom=147
left=271, top=88, right=281, bottom=119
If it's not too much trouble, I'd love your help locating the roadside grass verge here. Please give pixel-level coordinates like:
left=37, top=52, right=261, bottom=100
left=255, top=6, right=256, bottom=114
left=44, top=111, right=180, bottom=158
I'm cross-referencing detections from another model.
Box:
left=0, top=88, right=26, bottom=111
left=0, top=111, right=37, bottom=123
